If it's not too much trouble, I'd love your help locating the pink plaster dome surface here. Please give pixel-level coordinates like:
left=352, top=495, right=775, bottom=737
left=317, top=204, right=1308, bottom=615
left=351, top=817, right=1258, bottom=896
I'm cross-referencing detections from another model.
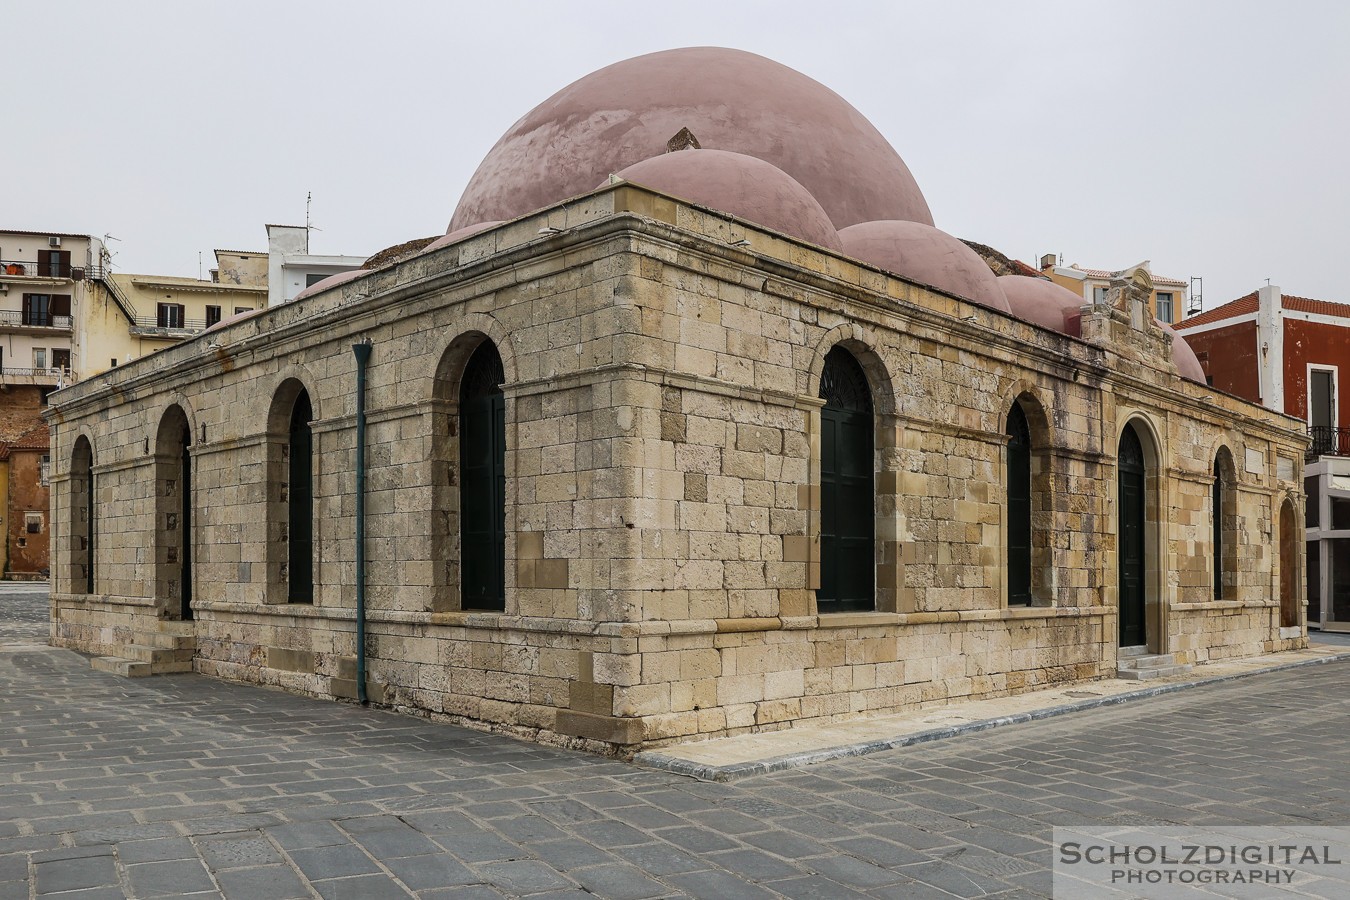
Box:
left=839, top=221, right=1010, bottom=313
left=450, top=47, right=932, bottom=233
left=202, top=305, right=267, bottom=335
left=997, top=275, right=1085, bottom=335
left=424, top=221, right=504, bottom=253
left=607, top=150, right=843, bottom=251
left=293, top=269, right=367, bottom=302
left=1158, top=320, right=1205, bottom=382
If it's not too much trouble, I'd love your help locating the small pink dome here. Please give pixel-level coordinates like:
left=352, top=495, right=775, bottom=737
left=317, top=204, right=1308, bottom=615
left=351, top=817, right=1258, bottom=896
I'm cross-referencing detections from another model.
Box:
left=424, top=221, right=505, bottom=254
left=840, top=221, right=1010, bottom=313
left=293, top=269, right=367, bottom=302
left=608, top=150, right=843, bottom=250
left=998, top=275, right=1085, bottom=335
left=1158, top=320, right=1205, bottom=382
left=451, top=47, right=931, bottom=232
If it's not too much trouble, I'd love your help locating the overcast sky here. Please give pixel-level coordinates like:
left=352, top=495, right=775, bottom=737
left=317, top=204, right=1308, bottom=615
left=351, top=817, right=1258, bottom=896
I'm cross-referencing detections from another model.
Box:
left=8, top=1, right=1348, bottom=309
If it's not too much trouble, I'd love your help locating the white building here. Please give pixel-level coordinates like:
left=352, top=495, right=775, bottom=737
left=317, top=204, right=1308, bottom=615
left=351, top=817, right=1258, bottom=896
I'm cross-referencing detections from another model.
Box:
left=265, top=225, right=366, bottom=308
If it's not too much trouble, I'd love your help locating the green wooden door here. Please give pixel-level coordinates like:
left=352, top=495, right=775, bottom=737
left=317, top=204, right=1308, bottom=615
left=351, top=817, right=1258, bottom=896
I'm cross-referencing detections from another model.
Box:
left=818, top=348, right=874, bottom=613
left=1118, top=426, right=1147, bottom=647
left=460, top=343, right=506, bottom=611
left=288, top=392, right=314, bottom=603
left=1006, top=404, right=1032, bottom=605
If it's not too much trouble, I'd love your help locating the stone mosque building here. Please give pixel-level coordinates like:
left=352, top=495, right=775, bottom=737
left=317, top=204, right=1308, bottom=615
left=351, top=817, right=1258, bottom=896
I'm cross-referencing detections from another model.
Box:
left=48, top=48, right=1308, bottom=751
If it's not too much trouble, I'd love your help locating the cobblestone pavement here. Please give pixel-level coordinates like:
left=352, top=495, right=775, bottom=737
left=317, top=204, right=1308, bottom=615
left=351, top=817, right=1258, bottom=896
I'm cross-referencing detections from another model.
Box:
left=3, top=590, right=1349, bottom=899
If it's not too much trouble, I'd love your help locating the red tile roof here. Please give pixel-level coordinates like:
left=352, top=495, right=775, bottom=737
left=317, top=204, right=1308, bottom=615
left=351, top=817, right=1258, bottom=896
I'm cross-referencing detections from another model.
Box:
left=1067, top=266, right=1188, bottom=287
left=1176, top=291, right=1350, bottom=330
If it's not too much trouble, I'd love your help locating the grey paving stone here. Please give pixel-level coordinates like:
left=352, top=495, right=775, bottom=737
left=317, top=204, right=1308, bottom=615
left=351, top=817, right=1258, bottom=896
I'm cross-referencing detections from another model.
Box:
left=266, top=820, right=350, bottom=850
left=665, top=869, right=779, bottom=900
left=566, top=863, right=670, bottom=900
left=116, top=837, right=199, bottom=864
left=287, top=844, right=382, bottom=880
left=611, top=841, right=707, bottom=876
left=196, top=835, right=285, bottom=869
left=382, top=852, right=480, bottom=890
left=213, top=863, right=312, bottom=899
left=34, top=854, right=119, bottom=894
left=125, top=858, right=217, bottom=896
left=707, top=846, right=804, bottom=880
left=473, top=859, right=573, bottom=894
left=766, top=874, right=876, bottom=900
left=313, top=873, right=414, bottom=899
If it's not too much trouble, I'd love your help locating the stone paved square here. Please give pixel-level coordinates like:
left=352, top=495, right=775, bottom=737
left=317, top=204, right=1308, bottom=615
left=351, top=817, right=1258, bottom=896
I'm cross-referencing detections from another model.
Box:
left=4, top=589, right=1350, bottom=897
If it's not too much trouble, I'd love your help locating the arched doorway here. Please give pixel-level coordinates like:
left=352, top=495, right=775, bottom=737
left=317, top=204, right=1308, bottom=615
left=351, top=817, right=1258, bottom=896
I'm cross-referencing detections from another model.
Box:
left=459, top=341, right=505, bottom=611
left=288, top=391, right=314, bottom=603
left=1006, top=402, right=1032, bottom=606
left=1118, top=423, right=1148, bottom=647
left=71, top=436, right=94, bottom=595
left=1280, top=499, right=1299, bottom=628
left=155, top=406, right=193, bottom=620
left=818, top=346, right=874, bottom=613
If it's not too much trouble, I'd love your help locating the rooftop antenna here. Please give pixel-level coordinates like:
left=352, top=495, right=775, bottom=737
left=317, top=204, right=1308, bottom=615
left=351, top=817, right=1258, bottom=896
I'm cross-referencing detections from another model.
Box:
left=1187, top=276, right=1203, bottom=316
left=198, top=251, right=203, bottom=281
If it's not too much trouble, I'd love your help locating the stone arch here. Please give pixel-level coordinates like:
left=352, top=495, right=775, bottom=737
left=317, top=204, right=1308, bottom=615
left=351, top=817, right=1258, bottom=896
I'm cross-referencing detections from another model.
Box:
left=154, top=404, right=194, bottom=620
left=260, top=363, right=325, bottom=430
left=264, top=377, right=317, bottom=604
left=807, top=323, right=897, bottom=416
left=69, top=435, right=95, bottom=596
left=1279, top=496, right=1300, bottom=629
left=1212, top=445, right=1239, bottom=601
left=431, top=327, right=512, bottom=612
left=1115, top=413, right=1166, bottom=652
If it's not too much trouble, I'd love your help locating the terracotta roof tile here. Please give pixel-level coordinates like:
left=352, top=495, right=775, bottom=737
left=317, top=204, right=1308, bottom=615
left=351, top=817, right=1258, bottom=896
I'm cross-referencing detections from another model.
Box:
left=1175, top=291, right=1350, bottom=329
left=6, top=422, right=49, bottom=451
left=1067, top=266, right=1188, bottom=287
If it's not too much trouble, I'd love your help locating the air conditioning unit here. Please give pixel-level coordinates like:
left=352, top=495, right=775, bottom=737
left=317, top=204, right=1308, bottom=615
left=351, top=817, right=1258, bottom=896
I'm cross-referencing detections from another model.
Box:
left=70, top=267, right=85, bottom=281
left=48, top=237, right=62, bottom=248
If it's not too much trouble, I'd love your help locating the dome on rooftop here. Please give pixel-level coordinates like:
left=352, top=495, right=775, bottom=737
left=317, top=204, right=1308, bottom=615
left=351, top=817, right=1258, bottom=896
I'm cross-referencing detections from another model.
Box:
left=293, top=269, right=367, bottom=302
left=424, top=221, right=504, bottom=254
left=839, top=221, right=1010, bottom=313
left=450, top=47, right=932, bottom=232
left=1159, top=320, right=1205, bottom=382
left=998, top=275, right=1084, bottom=335
left=608, top=150, right=842, bottom=250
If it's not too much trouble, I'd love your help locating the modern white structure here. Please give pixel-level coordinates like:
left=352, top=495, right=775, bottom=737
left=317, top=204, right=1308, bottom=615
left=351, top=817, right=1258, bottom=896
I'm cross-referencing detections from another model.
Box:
left=265, top=225, right=366, bottom=308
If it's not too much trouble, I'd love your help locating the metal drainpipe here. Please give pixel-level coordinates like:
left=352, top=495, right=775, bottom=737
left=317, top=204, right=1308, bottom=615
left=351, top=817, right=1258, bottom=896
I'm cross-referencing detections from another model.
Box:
left=352, top=341, right=372, bottom=705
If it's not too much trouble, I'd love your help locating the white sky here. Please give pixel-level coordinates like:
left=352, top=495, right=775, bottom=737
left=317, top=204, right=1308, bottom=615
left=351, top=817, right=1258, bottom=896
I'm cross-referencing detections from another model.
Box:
left=8, top=1, right=1348, bottom=309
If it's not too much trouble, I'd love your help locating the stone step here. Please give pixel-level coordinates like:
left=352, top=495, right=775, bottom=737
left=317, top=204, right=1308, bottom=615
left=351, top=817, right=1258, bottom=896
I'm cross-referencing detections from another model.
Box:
left=121, top=644, right=194, bottom=664
left=132, top=631, right=196, bottom=651
left=1116, top=663, right=1192, bottom=680
left=91, top=656, right=152, bottom=678
left=1118, top=645, right=1151, bottom=659
left=1117, top=653, right=1176, bottom=670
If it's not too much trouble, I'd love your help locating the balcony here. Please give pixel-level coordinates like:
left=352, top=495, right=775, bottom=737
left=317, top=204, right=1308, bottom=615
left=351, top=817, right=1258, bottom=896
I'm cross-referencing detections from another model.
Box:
left=1, top=367, right=70, bottom=387
left=128, top=315, right=208, bottom=338
left=0, top=260, right=104, bottom=281
left=0, top=309, right=73, bottom=332
left=1308, top=426, right=1350, bottom=461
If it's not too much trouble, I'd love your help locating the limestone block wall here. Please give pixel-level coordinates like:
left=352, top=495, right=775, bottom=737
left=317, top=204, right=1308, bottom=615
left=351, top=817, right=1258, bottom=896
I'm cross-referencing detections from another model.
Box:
left=47, top=186, right=1310, bottom=751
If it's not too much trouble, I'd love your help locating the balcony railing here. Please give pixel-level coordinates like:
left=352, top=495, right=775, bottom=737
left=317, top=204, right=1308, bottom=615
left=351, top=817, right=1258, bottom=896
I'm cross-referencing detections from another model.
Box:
left=0, top=260, right=104, bottom=281
left=1308, top=425, right=1350, bottom=461
left=129, top=316, right=208, bottom=335
left=0, top=309, right=73, bottom=330
left=1, top=367, right=69, bottom=385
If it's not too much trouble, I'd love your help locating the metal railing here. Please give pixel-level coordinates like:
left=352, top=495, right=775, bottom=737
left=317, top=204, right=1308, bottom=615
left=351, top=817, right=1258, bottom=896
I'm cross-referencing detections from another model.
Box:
left=1308, top=425, right=1350, bottom=461
left=1, top=367, right=68, bottom=382
left=130, top=316, right=208, bottom=333
left=0, top=309, right=72, bottom=329
left=0, top=260, right=104, bottom=280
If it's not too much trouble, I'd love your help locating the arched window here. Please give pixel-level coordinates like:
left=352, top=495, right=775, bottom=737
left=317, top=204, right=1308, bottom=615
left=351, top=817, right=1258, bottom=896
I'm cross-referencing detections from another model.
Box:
left=460, top=341, right=505, bottom=611
left=155, top=405, right=192, bottom=620
left=1212, top=457, right=1224, bottom=601
left=71, top=436, right=94, bottom=595
left=288, top=391, right=314, bottom=603
left=1006, top=403, right=1032, bottom=606
left=818, top=346, right=874, bottom=613
left=1279, top=499, right=1299, bottom=628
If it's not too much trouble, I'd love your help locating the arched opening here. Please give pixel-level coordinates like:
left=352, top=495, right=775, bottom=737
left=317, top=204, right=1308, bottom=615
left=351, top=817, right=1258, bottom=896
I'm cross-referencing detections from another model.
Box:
left=154, top=405, right=192, bottom=620
left=818, top=346, right=874, bottom=613
left=288, top=391, right=314, bottom=603
left=1212, top=447, right=1239, bottom=601
left=1006, top=402, right=1032, bottom=606
left=1117, top=423, right=1148, bottom=647
left=459, top=340, right=505, bottom=611
left=1280, top=499, right=1300, bottom=628
left=70, top=436, right=94, bottom=595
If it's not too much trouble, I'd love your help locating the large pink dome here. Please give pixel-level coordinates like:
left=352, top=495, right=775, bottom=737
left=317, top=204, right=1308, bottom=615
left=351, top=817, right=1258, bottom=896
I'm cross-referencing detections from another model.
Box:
left=609, top=150, right=843, bottom=251
left=998, top=275, right=1085, bottom=335
left=840, top=221, right=1010, bottom=312
left=450, top=47, right=932, bottom=233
